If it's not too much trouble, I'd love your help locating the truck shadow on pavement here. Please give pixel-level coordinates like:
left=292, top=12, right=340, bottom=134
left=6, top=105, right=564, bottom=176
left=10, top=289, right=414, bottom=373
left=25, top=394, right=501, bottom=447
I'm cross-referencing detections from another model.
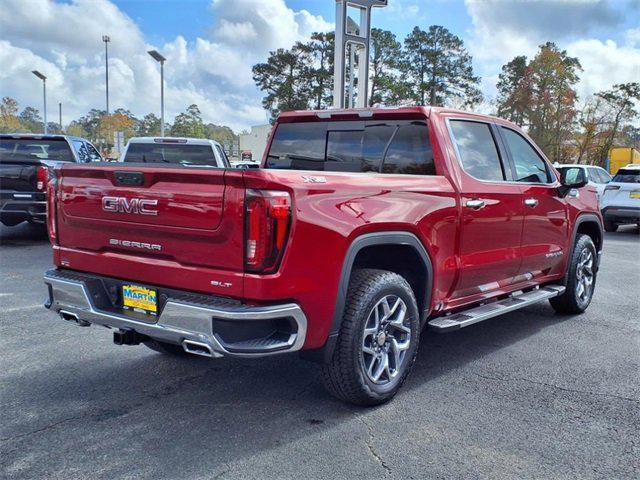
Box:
left=1, top=302, right=566, bottom=478
left=0, top=223, right=49, bottom=247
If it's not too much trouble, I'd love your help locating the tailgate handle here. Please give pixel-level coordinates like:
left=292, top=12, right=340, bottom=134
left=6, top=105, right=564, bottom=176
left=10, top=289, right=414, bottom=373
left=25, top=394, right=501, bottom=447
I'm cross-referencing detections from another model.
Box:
left=114, top=171, right=144, bottom=186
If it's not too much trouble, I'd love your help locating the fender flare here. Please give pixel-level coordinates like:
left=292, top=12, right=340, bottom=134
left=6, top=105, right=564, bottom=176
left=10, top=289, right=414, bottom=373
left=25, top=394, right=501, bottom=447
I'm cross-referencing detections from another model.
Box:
left=304, top=231, right=433, bottom=364
left=565, top=213, right=604, bottom=284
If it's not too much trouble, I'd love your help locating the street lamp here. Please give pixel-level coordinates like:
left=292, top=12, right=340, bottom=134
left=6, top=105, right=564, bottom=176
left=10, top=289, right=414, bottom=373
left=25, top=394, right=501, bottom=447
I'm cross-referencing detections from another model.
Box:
left=148, top=50, right=166, bottom=137
left=32, top=70, right=47, bottom=134
left=102, top=35, right=110, bottom=114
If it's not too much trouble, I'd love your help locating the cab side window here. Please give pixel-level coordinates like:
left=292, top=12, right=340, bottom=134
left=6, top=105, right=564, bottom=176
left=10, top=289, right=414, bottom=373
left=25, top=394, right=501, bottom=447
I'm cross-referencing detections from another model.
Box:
left=84, top=142, right=102, bottom=162
left=72, top=140, right=90, bottom=163
left=501, top=127, right=551, bottom=183
left=449, top=120, right=504, bottom=182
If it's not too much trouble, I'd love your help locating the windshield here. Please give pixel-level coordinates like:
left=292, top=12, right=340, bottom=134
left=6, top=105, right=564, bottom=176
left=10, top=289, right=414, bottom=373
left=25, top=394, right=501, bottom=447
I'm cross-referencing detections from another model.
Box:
left=123, top=143, right=220, bottom=167
left=612, top=169, right=640, bottom=183
left=0, top=138, right=74, bottom=162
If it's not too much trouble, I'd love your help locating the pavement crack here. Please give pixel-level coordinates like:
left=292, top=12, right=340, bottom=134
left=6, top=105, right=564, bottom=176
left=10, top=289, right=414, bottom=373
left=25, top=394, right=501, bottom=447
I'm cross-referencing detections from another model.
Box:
left=358, top=416, right=392, bottom=475
left=472, top=372, right=639, bottom=404
left=0, top=415, right=82, bottom=444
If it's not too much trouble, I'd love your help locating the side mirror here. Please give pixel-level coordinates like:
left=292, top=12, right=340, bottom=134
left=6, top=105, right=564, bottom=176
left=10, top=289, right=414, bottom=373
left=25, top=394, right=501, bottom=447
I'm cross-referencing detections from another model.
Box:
left=558, top=167, right=587, bottom=197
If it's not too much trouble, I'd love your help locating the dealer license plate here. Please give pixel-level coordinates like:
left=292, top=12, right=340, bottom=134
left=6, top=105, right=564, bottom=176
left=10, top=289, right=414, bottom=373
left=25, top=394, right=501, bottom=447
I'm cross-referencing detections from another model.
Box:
left=630, top=191, right=640, bottom=199
left=122, top=284, right=157, bottom=315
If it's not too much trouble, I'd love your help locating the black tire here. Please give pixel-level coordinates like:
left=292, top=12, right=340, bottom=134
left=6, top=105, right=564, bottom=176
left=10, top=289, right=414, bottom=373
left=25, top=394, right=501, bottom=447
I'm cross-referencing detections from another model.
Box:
left=321, top=269, right=420, bottom=406
left=550, top=234, right=597, bottom=314
left=603, top=220, right=617, bottom=232
left=143, top=339, right=189, bottom=356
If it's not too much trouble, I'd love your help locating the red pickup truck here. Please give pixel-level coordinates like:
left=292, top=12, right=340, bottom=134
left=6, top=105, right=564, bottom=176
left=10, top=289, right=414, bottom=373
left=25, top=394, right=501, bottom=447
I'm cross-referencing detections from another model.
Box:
left=44, top=107, right=603, bottom=405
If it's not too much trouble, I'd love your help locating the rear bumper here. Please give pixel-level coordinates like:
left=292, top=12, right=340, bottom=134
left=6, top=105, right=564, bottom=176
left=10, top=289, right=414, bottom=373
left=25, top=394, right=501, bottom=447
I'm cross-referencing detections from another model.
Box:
left=601, top=206, right=640, bottom=223
left=0, top=191, right=46, bottom=224
left=43, top=269, right=307, bottom=358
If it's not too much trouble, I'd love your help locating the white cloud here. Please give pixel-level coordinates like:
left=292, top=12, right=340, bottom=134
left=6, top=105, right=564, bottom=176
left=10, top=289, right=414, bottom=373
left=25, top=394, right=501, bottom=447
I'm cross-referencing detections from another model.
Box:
left=464, top=0, right=640, bottom=102
left=0, top=0, right=331, bottom=131
left=567, top=38, right=640, bottom=97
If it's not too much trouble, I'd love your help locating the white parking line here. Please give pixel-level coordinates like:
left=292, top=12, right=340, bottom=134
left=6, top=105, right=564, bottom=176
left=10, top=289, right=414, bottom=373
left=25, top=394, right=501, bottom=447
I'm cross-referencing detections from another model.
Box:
left=3, top=304, right=44, bottom=313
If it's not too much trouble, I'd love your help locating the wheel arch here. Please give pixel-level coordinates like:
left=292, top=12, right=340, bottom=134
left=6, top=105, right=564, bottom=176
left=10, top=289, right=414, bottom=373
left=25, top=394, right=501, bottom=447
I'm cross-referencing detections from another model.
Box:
left=302, top=231, right=433, bottom=364
left=566, top=213, right=603, bottom=283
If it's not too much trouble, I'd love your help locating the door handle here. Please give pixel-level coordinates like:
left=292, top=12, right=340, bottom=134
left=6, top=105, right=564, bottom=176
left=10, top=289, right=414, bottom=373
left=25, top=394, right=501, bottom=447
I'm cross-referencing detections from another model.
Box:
left=524, top=198, right=539, bottom=207
left=465, top=199, right=485, bottom=209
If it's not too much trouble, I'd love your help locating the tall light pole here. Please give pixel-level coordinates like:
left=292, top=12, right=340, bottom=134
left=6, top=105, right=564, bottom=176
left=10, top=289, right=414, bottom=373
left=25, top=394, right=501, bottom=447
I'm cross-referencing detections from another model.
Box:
left=32, top=70, right=47, bottom=134
left=59, top=102, right=62, bottom=133
left=102, top=35, right=110, bottom=114
left=148, top=50, right=166, bottom=137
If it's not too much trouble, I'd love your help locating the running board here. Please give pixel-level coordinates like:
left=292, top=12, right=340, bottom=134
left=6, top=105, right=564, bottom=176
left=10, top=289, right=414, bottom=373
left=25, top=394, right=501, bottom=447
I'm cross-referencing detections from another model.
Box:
left=428, top=285, right=565, bottom=332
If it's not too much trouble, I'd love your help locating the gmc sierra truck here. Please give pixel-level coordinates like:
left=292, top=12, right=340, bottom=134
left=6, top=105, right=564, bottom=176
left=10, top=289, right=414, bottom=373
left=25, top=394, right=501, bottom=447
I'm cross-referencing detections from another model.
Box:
left=43, top=107, right=603, bottom=406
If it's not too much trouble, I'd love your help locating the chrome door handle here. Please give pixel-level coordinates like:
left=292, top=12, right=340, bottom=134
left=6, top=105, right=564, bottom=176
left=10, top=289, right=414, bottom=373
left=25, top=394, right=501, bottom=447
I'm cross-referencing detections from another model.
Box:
left=524, top=198, right=539, bottom=207
left=465, top=199, right=485, bottom=209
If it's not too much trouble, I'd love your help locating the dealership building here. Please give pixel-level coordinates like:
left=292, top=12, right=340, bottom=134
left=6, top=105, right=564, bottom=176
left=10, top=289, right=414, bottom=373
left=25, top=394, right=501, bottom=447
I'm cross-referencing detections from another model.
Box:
left=239, top=124, right=271, bottom=162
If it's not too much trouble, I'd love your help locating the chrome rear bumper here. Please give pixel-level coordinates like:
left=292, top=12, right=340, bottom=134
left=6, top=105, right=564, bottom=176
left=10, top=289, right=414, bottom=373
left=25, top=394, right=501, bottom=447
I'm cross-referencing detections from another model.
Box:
left=44, top=269, right=307, bottom=358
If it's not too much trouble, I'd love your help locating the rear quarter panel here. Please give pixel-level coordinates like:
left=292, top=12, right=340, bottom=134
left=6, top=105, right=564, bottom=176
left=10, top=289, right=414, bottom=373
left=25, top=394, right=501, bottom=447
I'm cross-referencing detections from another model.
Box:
left=243, top=147, right=459, bottom=349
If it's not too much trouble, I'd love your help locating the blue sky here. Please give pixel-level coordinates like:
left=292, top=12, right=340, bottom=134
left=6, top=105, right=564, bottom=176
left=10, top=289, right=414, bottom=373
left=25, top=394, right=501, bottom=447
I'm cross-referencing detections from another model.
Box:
left=1, top=0, right=639, bottom=131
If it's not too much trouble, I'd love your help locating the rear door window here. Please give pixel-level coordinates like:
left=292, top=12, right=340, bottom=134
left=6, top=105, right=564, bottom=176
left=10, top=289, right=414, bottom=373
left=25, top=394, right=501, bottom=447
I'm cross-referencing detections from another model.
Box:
left=123, top=143, right=220, bottom=167
left=449, top=120, right=504, bottom=181
left=612, top=169, right=640, bottom=183
left=266, top=120, right=436, bottom=175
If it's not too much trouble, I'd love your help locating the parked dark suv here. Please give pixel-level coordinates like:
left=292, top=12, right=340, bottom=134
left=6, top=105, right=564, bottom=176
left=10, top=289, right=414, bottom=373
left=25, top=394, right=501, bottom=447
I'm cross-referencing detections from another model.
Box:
left=0, top=134, right=102, bottom=227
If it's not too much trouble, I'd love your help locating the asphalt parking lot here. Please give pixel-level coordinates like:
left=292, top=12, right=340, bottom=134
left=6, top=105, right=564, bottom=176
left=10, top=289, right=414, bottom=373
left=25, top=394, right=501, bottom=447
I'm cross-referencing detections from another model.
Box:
left=0, top=223, right=638, bottom=479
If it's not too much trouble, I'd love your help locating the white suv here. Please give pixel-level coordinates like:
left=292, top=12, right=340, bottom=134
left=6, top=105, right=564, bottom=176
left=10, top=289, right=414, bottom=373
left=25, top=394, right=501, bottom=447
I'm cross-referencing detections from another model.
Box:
left=555, top=164, right=612, bottom=205
left=600, top=165, right=640, bottom=232
left=119, top=137, right=230, bottom=168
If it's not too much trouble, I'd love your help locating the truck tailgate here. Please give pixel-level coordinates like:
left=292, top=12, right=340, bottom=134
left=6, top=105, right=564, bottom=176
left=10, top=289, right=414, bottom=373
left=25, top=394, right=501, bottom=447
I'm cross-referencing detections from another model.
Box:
left=56, top=164, right=245, bottom=275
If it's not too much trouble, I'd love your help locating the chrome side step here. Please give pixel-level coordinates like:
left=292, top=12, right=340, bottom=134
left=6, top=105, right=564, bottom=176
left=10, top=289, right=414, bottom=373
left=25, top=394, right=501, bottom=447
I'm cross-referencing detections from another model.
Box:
left=428, top=285, right=565, bottom=332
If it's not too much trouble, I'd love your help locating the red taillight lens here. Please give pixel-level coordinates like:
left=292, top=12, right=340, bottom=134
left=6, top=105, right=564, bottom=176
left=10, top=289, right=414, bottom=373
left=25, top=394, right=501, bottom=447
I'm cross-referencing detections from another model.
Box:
left=46, top=169, right=58, bottom=245
left=244, top=189, right=292, bottom=273
left=36, top=166, right=48, bottom=191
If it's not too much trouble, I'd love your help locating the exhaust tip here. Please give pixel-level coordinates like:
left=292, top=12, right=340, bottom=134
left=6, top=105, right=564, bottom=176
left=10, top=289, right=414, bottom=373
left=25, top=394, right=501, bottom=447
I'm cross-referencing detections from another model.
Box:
left=182, top=340, right=213, bottom=357
left=59, top=310, right=90, bottom=327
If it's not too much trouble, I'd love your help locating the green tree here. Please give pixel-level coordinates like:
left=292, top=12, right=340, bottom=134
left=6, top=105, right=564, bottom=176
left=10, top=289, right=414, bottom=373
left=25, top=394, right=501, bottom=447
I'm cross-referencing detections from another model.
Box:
left=595, top=82, right=640, bottom=162
left=171, top=104, right=206, bottom=138
left=526, top=43, right=582, bottom=162
left=66, top=121, right=89, bottom=139
left=253, top=46, right=310, bottom=121
left=0, top=97, right=22, bottom=133
left=369, top=28, right=403, bottom=106
left=496, top=55, right=530, bottom=126
left=204, top=123, right=238, bottom=146
left=19, top=106, right=43, bottom=133
left=400, top=25, right=482, bottom=107
left=298, top=32, right=334, bottom=109
left=137, top=113, right=162, bottom=137
left=76, top=109, right=107, bottom=142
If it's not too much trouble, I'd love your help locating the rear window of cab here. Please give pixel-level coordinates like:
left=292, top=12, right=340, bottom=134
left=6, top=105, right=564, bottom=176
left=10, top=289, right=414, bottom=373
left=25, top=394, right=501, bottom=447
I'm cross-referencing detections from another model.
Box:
left=612, top=169, right=640, bottom=183
left=266, top=120, right=436, bottom=175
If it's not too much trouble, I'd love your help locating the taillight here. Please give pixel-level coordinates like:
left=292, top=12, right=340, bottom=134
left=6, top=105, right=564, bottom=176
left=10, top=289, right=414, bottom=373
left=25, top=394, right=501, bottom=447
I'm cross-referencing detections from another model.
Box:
left=46, top=169, right=58, bottom=245
left=244, top=189, right=292, bottom=273
left=36, top=166, right=48, bottom=191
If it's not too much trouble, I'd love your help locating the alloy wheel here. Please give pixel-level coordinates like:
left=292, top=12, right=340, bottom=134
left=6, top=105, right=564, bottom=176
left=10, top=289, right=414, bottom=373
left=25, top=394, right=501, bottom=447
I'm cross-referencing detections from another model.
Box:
left=575, top=247, right=594, bottom=303
left=360, top=295, right=412, bottom=385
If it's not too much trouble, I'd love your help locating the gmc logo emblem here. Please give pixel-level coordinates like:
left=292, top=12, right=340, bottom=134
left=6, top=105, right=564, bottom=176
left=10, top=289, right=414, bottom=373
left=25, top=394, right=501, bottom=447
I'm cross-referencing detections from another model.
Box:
left=102, top=196, right=158, bottom=216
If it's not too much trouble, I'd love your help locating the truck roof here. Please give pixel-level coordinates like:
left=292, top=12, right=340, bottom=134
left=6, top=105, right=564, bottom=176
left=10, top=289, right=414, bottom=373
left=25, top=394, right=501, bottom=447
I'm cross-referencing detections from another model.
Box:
left=277, top=106, right=518, bottom=128
left=127, top=136, right=222, bottom=147
left=0, top=133, right=86, bottom=142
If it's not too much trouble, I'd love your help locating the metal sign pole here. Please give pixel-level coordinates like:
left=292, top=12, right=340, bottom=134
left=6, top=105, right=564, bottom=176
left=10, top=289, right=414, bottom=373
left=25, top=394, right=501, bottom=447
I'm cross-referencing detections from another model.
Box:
left=333, top=0, right=387, bottom=109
